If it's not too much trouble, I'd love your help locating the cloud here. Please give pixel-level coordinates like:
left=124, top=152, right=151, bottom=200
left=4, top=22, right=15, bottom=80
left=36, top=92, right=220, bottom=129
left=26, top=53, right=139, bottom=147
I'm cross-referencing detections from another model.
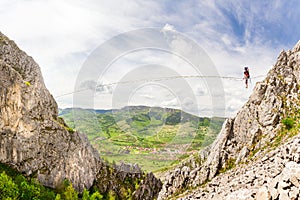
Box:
left=182, top=97, right=196, bottom=111
left=194, top=84, right=208, bottom=96
left=79, top=80, right=97, bottom=91
left=79, top=80, right=114, bottom=94
left=162, top=23, right=176, bottom=32
left=0, top=0, right=163, bottom=95
left=1, top=0, right=300, bottom=116
left=141, top=94, right=155, bottom=100
left=161, top=98, right=179, bottom=108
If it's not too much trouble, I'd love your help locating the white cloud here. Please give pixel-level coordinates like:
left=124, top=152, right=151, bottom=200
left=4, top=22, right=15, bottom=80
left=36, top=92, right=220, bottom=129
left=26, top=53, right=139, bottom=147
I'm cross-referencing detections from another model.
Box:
left=162, top=23, right=176, bottom=32
left=141, top=94, right=155, bottom=100
left=0, top=0, right=163, bottom=97
left=161, top=98, right=179, bottom=108
left=194, top=83, right=208, bottom=96
left=1, top=0, right=298, bottom=116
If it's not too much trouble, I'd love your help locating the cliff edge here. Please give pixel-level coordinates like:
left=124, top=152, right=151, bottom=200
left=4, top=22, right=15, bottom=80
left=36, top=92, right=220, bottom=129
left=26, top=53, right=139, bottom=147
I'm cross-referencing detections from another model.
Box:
left=159, top=41, right=300, bottom=199
left=0, top=32, right=100, bottom=191
left=0, top=32, right=162, bottom=199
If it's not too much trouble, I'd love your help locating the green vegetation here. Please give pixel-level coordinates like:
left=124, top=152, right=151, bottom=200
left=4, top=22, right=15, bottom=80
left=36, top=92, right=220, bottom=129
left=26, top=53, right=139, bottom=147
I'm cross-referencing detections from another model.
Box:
left=272, top=95, right=300, bottom=148
left=0, top=36, right=5, bottom=44
left=65, top=127, right=75, bottom=133
left=273, top=115, right=299, bottom=147
left=0, top=171, right=19, bottom=199
left=59, top=107, right=225, bottom=172
left=0, top=162, right=112, bottom=200
left=63, top=184, right=78, bottom=200
left=248, top=97, right=300, bottom=161
left=55, top=116, right=75, bottom=134
left=219, top=158, right=236, bottom=174
left=0, top=163, right=57, bottom=200
left=282, top=117, right=295, bottom=130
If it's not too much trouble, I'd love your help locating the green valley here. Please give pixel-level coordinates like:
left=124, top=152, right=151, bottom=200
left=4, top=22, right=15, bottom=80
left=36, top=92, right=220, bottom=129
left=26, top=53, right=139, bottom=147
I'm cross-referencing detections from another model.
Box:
left=59, top=106, right=225, bottom=172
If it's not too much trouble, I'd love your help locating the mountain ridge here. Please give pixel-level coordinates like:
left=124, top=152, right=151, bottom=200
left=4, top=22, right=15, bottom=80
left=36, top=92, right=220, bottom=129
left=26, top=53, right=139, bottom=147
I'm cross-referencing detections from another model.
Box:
left=158, top=40, right=300, bottom=199
left=0, top=32, right=162, bottom=199
left=59, top=105, right=220, bottom=118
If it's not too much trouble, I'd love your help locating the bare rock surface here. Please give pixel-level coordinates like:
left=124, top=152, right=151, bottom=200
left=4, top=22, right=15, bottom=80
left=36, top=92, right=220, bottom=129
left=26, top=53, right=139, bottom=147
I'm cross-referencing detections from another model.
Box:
left=159, top=40, right=300, bottom=199
left=0, top=32, right=161, bottom=199
left=178, top=137, right=300, bottom=200
left=0, top=32, right=100, bottom=191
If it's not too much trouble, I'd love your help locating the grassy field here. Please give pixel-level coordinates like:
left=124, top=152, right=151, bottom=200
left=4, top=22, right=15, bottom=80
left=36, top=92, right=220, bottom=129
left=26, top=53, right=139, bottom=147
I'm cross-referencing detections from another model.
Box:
left=59, top=106, right=225, bottom=172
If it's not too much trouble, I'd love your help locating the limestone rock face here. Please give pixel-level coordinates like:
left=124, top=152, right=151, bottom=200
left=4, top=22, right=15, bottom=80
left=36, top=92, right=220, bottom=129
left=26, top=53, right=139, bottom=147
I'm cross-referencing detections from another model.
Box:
left=159, top=40, right=300, bottom=199
left=0, top=32, right=162, bottom=199
left=178, top=136, right=300, bottom=200
left=134, top=172, right=163, bottom=200
left=0, top=32, right=101, bottom=192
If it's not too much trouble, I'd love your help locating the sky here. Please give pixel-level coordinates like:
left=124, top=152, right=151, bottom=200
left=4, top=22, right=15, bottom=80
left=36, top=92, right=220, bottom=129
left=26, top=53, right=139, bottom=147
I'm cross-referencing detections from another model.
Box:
left=1, top=0, right=300, bottom=117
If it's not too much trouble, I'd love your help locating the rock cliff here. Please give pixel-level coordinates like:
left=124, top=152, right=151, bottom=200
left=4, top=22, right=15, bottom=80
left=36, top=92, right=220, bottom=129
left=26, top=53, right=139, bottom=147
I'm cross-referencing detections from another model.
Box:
left=179, top=135, right=300, bottom=199
left=0, top=32, right=100, bottom=191
left=159, top=40, right=300, bottom=199
left=0, top=32, right=161, bottom=199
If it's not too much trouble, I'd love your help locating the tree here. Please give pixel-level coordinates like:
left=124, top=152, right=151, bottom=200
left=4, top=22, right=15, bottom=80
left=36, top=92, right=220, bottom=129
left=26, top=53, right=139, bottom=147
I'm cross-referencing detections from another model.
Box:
left=82, top=189, right=90, bottom=200
left=55, top=194, right=61, bottom=200
left=90, top=191, right=103, bottom=200
left=0, top=171, right=19, bottom=200
left=19, top=181, right=40, bottom=200
left=63, top=184, right=78, bottom=200
left=202, top=118, right=210, bottom=127
left=107, top=190, right=117, bottom=200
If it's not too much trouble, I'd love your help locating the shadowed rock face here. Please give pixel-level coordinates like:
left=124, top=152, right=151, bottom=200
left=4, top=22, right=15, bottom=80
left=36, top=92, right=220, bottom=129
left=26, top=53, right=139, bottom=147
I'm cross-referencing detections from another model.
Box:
left=0, top=32, right=162, bottom=199
left=159, top=41, right=300, bottom=199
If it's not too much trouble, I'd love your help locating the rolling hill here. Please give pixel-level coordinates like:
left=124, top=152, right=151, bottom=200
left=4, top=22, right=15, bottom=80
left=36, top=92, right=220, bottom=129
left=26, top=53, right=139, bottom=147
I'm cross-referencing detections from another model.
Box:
left=59, top=106, right=225, bottom=172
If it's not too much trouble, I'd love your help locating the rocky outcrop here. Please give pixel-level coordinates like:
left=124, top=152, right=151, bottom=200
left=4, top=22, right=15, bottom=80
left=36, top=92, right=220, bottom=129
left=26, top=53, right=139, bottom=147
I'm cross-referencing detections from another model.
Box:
left=159, top=40, right=300, bottom=199
left=0, top=32, right=100, bottom=191
left=134, top=172, right=163, bottom=200
left=179, top=136, right=300, bottom=200
left=92, top=162, right=162, bottom=199
left=0, top=32, right=161, bottom=199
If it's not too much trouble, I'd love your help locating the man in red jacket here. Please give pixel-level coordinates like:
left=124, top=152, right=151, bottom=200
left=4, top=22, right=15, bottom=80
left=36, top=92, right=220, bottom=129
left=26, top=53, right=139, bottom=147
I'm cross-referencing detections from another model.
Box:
left=244, top=67, right=250, bottom=88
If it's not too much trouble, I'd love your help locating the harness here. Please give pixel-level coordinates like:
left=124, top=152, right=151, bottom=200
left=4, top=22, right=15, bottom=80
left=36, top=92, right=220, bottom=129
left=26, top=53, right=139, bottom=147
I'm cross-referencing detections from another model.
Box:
left=244, top=70, right=250, bottom=78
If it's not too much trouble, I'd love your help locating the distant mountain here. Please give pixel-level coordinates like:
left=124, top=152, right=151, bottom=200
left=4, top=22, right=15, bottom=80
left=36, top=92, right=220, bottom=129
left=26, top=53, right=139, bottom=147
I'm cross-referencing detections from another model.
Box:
left=59, top=107, right=112, bottom=115
left=95, top=109, right=113, bottom=114
left=59, top=106, right=225, bottom=172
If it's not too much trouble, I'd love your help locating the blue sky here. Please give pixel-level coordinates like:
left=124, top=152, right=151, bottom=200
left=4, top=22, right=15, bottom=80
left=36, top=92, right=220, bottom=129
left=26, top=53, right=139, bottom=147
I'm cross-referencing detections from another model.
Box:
left=1, top=0, right=300, bottom=116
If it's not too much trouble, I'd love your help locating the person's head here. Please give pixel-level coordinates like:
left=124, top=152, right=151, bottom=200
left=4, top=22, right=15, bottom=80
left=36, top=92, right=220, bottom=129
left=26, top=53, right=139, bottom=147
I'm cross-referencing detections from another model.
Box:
left=244, top=67, right=248, bottom=71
